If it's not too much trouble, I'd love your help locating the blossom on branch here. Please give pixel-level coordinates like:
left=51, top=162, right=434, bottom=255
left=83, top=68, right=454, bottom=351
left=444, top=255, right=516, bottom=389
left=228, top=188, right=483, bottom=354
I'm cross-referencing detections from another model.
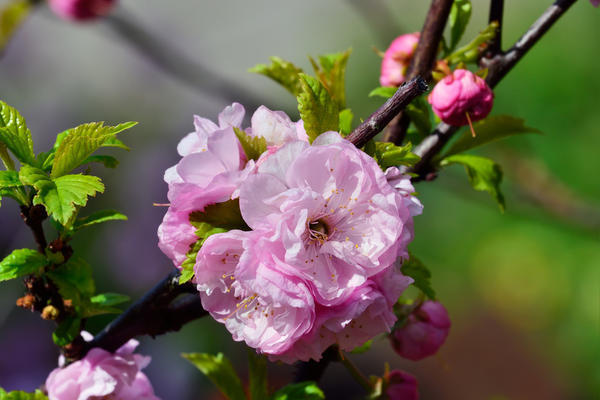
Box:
left=380, top=33, right=420, bottom=87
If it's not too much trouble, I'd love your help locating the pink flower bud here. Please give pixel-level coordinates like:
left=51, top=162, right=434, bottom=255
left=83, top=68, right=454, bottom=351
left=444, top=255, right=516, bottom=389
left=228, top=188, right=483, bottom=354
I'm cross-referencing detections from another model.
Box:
left=391, top=301, right=450, bottom=361
left=386, top=370, right=419, bottom=400
left=380, top=33, right=420, bottom=87
left=48, top=0, right=116, bottom=21
left=591, top=0, right=600, bottom=7
left=427, top=69, right=493, bottom=126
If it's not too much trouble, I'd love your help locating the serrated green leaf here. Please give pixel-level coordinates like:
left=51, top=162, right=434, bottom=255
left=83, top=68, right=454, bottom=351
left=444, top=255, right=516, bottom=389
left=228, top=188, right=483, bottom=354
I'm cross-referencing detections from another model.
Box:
left=73, top=209, right=127, bottom=231
left=0, top=0, right=32, bottom=61
left=182, top=352, right=246, bottom=400
left=297, top=74, right=339, bottom=143
left=0, top=170, right=20, bottom=188
left=52, top=315, right=80, bottom=347
left=446, top=22, right=498, bottom=65
left=248, top=350, right=268, bottom=400
left=339, top=109, right=354, bottom=136
left=50, top=121, right=136, bottom=178
left=0, top=143, right=15, bottom=170
left=233, top=127, right=268, bottom=161
left=82, top=155, right=119, bottom=169
left=101, top=137, right=130, bottom=151
left=271, top=381, right=325, bottom=400
left=90, top=292, right=130, bottom=307
left=448, top=0, right=472, bottom=52
left=442, top=115, right=541, bottom=158
left=401, top=254, right=436, bottom=300
left=0, top=248, right=46, bottom=282
left=404, top=96, right=432, bottom=137
left=441, top=154, right=505, bottom=211
left=0, top=388, right=48, bottom=400
left=0, top=101, right=35, bottom=164
left=250, top=56, right=305, bottom=97
left=48, top=256, right=94, bottom=296
left=179, top=222, right=228, bottom=284
left=368, top=86, right=397, bottom=99
left=309, top=49, right=351, bottom=109
left=20, top=165, right=104, bottom=225
left=374, top=142, right=421, bottom=169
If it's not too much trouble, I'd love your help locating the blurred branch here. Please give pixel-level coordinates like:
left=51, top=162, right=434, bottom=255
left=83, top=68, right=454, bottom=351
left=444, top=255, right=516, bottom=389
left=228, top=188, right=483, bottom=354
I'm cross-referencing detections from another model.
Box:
left=410, top=0, right=578, bottom=179
left=486, top=0, right=505, bottom=56
left=103, top=7, right=263, bottom=110
left=345, top=0, right=403, bottom=44
left=80, top=269, right=207, bottom=358
left=294, top=345, right=340, bottom=383
left=384, top=0, right=454, bottom=144
left=346, top=76, right=428, bottom=148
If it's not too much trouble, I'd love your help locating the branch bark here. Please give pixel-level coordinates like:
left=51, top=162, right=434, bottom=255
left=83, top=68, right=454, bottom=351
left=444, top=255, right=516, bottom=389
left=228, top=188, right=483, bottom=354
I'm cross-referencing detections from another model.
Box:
left=384, top=0, right=454, bottom=144
left=410, top=0, right=578, bottom=179
left=486, top=0, right=505, bottom=56
left=346, top=77, right=428, bottom=148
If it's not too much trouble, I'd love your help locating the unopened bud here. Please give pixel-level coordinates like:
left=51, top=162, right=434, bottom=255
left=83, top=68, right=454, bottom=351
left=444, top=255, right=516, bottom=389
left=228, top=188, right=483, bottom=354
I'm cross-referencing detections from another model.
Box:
left=380, top=33, right=420, bottom=87
left=42, top=305, right=60, bottom=320
left=16, top=294, right=35, bottom=310
left=386, top=370, right=419, bottom=400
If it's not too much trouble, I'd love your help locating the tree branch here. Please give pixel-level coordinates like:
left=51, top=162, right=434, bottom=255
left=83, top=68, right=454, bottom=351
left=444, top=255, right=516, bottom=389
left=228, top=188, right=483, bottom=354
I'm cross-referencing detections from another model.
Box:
left=19, top=204, right=47, bottom=253
left=79, top=269, right=207, bottom=357
left=410, top=0, right=578, bottom=179
left=486, top=0, right=505, bottom=56
left=346, top=77, right=428, bottom=148
left=384, top=0, right=454, bottom=144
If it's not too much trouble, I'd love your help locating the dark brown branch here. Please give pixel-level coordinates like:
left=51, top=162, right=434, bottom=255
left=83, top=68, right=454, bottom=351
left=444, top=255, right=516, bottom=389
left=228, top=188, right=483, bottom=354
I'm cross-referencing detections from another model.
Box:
left=411, top=0, right=578, bottom=179
left=486, top=0, right=505, bottom=55
left=20, top=204, right=47, bottom=253
left=79, top=270, right=207, bottom=357
left=346, top=77, right=428, bottom=148
left=384, top=0, right=454, bottom=144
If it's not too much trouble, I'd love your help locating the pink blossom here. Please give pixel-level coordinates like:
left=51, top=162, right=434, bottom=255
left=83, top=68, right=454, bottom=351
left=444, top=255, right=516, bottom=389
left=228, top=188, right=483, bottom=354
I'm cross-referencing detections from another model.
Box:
left=391, top=301, right=451, bottom=361
left=48, top=0, right=116, bottom=21
left=249, top=105, right=308, bottom=146
left=45, top=338, right=158, bottom=400
left=194, top=230, right=315, bottom=354
left=386, top=370, right=419, bottom=400
left=428, top=69, right=494, bottom=126
left=380, top=33, right=420, bottom=87
left=591, top=0, right=600, bottom=7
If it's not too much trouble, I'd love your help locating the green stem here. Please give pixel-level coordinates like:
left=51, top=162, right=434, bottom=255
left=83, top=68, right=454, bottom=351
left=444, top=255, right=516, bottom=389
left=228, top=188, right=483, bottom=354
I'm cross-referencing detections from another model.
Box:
left=338, top=350, right=373, bottom=392
left=0, top=144, right=15, bottom=170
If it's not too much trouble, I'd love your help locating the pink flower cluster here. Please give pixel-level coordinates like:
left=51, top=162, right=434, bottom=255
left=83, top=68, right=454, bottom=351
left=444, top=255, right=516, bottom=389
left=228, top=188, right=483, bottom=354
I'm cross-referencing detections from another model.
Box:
left=380, top=33, right=420, bottom=87
left=45, top=334, right=158, bottom=400
left=158, top=104, right=422, bottom=362
left=48, top=0, right=116, bottom=21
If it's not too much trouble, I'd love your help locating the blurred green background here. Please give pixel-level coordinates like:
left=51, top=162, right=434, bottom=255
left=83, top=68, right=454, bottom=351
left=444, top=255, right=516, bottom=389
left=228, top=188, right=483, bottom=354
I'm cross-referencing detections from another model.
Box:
left=0, top=0, right=598, bottom=399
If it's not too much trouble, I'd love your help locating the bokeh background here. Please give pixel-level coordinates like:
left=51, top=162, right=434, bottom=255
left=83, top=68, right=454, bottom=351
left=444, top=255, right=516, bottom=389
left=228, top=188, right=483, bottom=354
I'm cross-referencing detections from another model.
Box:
left=0, top=0, right=598, bottom=399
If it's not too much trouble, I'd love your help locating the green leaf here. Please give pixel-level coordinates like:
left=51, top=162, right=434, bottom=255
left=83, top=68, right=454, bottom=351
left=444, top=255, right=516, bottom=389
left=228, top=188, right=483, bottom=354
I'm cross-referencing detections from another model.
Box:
left=0, top=248, right=46, bottom=282
left=373, top=142, right=421, bottom=169
left=401, top=254, right=436, bottom=300
left=0, top=100, right=35, bottom=164
left=0, top=388, right=48, bottom=400
left=442, top=115, right=541, bottom=158
left=404, top=97, right=432, bottom=137
left=0, top=170, right=21, bottom=189
left=271, top=381, right=325, bottom=400
left=82, top=155, right=119, bottom=169
left=297, top=74, right=339, bottom=143
left=441, top=154, right=505, bottom=211
left=309, top=49, right=351, bottom=109
left=248, top=350, right=268, bottom=400
left=50, top=121, right=136, bottom=178
left=0, top=1, right=32, bottom=61
left=446, top=21, right=498, bottom=65
left=448, top=0, right=472, bottom=52
left=47, top=257, right=95, bottom=299
left=73, top=209, right=127, bottom=231
left=250, top=57, right=305, bottom=97
left=179, top=222, right=228, bottom=284
left=234, top=127, right=268, bottom=161
left=189, top=199, right=249, bottom=231
left=338, top=109, right=354, bottom=136
left=52, top=315, right=81, bottom=346
left=20, top=165, right=104, bottom=225
left=368, top=86, right=397, bottom=99
left=182, top=353, right=246, bottom=400
left=101, top=137, right=130, bottom=151
left=90, top=292, right=130, bottom=307
left=350, top=339, right=373, bottom=354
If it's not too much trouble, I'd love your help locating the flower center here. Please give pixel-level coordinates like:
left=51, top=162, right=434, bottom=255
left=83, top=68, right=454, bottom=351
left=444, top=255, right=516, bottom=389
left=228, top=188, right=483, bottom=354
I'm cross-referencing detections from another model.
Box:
left=308, top=219, right=329, bottom=243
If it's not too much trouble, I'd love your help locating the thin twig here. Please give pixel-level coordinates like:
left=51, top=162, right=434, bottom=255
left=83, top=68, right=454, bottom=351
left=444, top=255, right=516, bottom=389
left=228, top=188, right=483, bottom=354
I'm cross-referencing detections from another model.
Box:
left=486, top=0, right=505, bottom=56
left=384, top=0, right=454, bottom=144
left=411, top=0, right=578, bottom=179
left=346, top=77, right=428, bottom=148
left=80, top=270, right=206, bottom=357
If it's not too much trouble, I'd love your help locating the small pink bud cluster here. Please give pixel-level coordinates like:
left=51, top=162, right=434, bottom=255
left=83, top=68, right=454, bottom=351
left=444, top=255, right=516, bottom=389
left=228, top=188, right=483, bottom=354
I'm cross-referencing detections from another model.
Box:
left=386, top=370, right=419, bottom=400
left=158, top=104, right=423, bottom=362
left=45, top=335, right=158, bottom=400
left=48, top=0, right=116, bottom=21
left=380, top=33, right=420, bottom=87
left=428, top=69, right=494, bottom=127
left=391, top=300, right=451, bottom=361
